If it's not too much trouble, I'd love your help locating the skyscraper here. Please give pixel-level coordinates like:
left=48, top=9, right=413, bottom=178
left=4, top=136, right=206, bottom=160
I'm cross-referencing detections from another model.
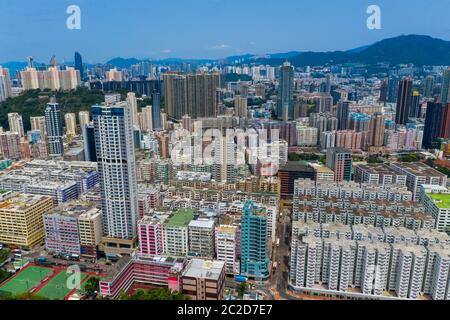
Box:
left=127, top=92, right=139, bottom=127
left=409, top=91, right=421, bottom=118
left=379, top=79, right=388, bottom=103
left=45, top=98, right=64, bottom=157
left=336, top=101, right=350, bottom=130
left=151, top=92, right=161, bottom=130
left=240, top=200, right=270, bottom=281
left=163, top=73, right=187, bottom=120
left=140, top=106, right=153, bottom=132
left=440, top=103, right=450, bottom=139
left=441, top=68, right=450, bottom=104
left=0, top=66, right=12, bottom=102
left=92, top=102, right=138, bottom=255
left=64, top=113, right=77, bottom=136
left=387, top=75, right=399, bottom=103
left=186, top=72, right=221, bottom=118
left=74, top=52, right=84, bottom=81
left=369, top=112, right=385, bottom=147
left=78, top=111, right=90, bottom=127
left=423, top=102, right=443, bottom=149
left=326, top=147, right=353, bottom=182
left=82, top=124, right=97, bottom=162
left=277, top=62, right=295, bottom=120
left=423, top=75, right=435, bottom=98
left=7, top=113, right=25, bottom=138
left=30, top=116, right=47, bottom=138
left=234, top=95, right=248, bottom=118
left=395, top=78, right=413, bottom=125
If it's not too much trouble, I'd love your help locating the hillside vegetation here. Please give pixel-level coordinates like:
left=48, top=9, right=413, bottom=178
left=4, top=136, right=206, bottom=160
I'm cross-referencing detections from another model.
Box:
left=0, top=88, right=105, bottom=131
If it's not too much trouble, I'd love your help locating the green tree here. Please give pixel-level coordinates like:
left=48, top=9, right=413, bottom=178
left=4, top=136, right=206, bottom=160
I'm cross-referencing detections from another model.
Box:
left=83, top=277, right=100, bottom=296
left=237, top=283, right=247, bottom=298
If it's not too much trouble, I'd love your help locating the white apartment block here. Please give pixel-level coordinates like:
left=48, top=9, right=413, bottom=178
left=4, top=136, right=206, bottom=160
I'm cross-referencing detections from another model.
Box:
left=290, top=221, right=450, bottom=300
left=188, top=219, right=215, bottom=259
left=215, top=225, right=240, bottom=275
left=391, top=163, right=448, bottom=201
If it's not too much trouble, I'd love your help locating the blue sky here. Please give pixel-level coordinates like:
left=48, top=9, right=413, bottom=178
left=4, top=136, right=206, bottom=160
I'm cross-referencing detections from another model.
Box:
left=1, top=0, right=450, bottom=63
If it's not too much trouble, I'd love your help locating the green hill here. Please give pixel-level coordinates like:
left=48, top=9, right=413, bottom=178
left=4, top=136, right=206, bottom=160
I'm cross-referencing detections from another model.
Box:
left=0, top=88, right=105, bottom=131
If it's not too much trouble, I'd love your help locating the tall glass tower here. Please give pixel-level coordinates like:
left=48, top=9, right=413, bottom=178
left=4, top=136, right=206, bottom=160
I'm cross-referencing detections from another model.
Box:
left=45, top=97, right=64, bottom=157
left=240, top=200, right=270, bottom=280
left=92, top=102, right=138, bottom=242
left=277, top=62, right=294, bottom=120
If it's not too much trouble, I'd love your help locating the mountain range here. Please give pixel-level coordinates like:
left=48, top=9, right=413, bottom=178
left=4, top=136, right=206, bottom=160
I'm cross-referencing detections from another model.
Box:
left=2, top=35, right=450, bottom=75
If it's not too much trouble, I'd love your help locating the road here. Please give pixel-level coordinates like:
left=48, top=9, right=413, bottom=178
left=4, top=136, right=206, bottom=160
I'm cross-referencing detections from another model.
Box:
left=253, top=207, right=301, bottom=300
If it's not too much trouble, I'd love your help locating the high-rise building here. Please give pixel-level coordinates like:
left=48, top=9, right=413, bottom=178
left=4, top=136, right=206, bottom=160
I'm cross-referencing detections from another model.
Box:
left=410, top=91, right=421, bottom=118
left=395, top=78, right=413, bottom=125
left=369, top=112, right=385, bottom=147
left=387, top=75, right=399, bottom=103
left=277, top=62, right=295, bottom=120
left=78, top=111, right=90, bottom=127
left=163, top=73, right=187, bottom=120
left=441, top=68, right=450, bottom=104
left=240, top=200, right=270, bottom=280
left=74, top=52, right=84, bottom=81
left=82, top=124, right=97, bottom=162
left=30, top=116, right=47, bottom=138
left=0, top=132, right=21, bottom=160
left=151, top=91, right=161, bottom=130
left=423, top=75, right=435, bottom=98
left=0, top=66, right=12, bottom=102
left=0, top=193, right=54, bottom=249
left=182, top=114, right=192, bottom=133
left=92, top=102, right=138, bottom=256
left=186, top=72, right=221, bottom=118
left=326, top=147, right=353, bottom=182
left=234, top=95, right=248, bottom=118
left=140, top=106, right=153, bottom=132
left=440, top=103, right=450, bottom=139
left=138, top=216, right=163, bottom=257
left=105, top=68, right=122, bottom=82
left=423, top=102, right=443, bottom=149
left=20, top=67, right=39, bottom=90
left=336, top=101, right=350, bottom=130
left=420, top=185, right=450, bottom=233
left=7, top=113, right=25, bottom=138
left=379, top=79, right=388, bottom=103
left=64, top=113, right=77, bottom=136
left=163, top=209, right=194, bottom=256
left=45, top=98, right=64, bottom=157
left=188, top=219, right=215, bottom=259
left=215, top=225, right=240, bottom=275
left=127, top=92, right=139, bottom=127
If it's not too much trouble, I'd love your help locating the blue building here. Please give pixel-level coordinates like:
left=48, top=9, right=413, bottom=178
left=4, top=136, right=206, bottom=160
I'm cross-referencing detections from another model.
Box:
left=240, top=200, right=270, bottom=281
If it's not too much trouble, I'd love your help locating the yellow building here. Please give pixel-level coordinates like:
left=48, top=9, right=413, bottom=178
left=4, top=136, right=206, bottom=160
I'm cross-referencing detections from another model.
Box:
left=0, top=192, right=54, bottom=248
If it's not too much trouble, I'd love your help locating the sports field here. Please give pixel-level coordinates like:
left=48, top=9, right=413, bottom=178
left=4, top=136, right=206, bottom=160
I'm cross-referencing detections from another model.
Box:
left=37, top=271, right=88, bottom=300
left=0, top=266, right=53, bottom=295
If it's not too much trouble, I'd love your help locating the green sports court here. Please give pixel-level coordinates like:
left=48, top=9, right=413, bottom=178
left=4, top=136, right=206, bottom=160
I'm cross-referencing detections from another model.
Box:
left=36, top=270, right=88, bottom=300
left=0, top=265, right=53, bottom=295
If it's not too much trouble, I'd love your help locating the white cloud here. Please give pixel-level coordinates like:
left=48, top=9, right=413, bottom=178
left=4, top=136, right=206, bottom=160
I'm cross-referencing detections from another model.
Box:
left=161, top=49, right=172, bottom=54
left=212, top=44, right=231, bottom=49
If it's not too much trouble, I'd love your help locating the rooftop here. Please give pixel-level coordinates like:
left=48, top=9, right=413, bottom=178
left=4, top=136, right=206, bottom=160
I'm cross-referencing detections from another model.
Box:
left=165, top=208, right=195, bottom=227
left=182, top=259, right=225, bottom=280
left=429, top=193, right=450, bottom=209
left=0, top=193, right=52, bottom=211
left=188, top=219, right=215, bottom=229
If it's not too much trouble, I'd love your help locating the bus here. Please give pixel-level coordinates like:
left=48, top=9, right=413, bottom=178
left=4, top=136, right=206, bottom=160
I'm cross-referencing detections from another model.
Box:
left=276, top=238, right=280, bottom=247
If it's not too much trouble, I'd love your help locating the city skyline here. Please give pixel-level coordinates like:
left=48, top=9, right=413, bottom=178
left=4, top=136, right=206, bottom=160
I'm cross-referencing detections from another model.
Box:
left=1, top=0, right=450, bottom=63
